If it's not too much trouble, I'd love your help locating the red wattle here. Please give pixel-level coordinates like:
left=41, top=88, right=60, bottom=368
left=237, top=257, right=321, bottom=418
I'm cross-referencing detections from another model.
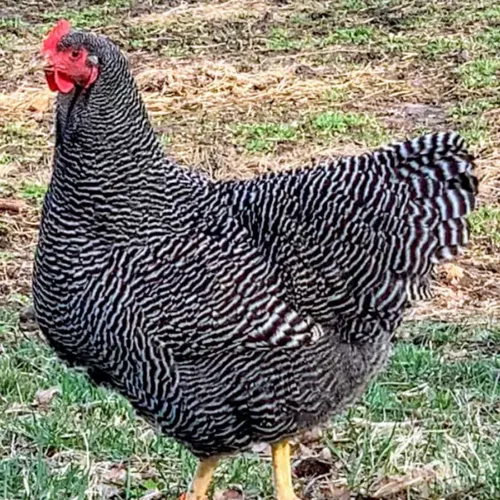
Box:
left=44, top=71, right=59, bottom=92
left=84, top=65, right=99, bottom=88
left=54, top=71, right=75, bottom=93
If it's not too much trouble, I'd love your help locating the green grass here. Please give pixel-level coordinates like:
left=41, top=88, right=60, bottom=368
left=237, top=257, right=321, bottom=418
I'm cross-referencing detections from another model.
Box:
left=41, top=2, right=133, bottom=29
left=450, top=98, right=497, bottom=117
left=0, top=123, right=33, bottom=141
left=19, top=183, right=47, bottom=206
left=0, top=122, right=48, bottom=154
left=469, top=207, right=500, bottom=247
left=459, top=59, right=500, bottom=89
left=231, top=122, right=299, bottom=152
left=1, top=308, right=498, bottom=499
left=478, top=6, right=500, bottom=21
left=0, top=152, right=14, bottom=165
left=311, top=111, right=372, bottom=134
left=448, top=98, right=496, bottom=147
left=266, top=26, right=375, bottom=52
left=310, top=111, right=388, bottom=146
left=423, top=37, right=464, bottom=58
left=0, top=251, right=14, bottom=263
left=321, top=27, right=374, bottom=46
left=266, top=28, right=304, bottom=52
left=231, top=112, right=387, bottom=153
left=0, top=307, right=273, bottom=498
left=0, top=18, right=28, bottom=29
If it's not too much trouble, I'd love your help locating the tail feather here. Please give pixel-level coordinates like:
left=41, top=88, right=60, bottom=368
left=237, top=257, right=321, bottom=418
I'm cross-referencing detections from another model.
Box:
left=375, top=131, right=477, bottom=304
left=379, top=131, right=477, bottom=265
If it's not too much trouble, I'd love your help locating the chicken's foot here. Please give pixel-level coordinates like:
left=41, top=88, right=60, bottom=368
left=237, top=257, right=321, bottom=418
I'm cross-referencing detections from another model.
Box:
left=272, top=440, right=300, bottom=500
left=179, top=456, right=219, bottom=500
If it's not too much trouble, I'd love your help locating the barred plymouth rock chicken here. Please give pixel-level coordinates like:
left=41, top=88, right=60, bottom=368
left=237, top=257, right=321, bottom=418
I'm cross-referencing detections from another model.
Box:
left=34, top=20, right=478, bottom=500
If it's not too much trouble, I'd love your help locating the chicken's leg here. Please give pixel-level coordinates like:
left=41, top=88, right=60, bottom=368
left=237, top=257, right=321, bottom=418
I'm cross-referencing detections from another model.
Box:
left=272, top=440, right=300, bottom=500
left=179, top=457, right=219, bottom=500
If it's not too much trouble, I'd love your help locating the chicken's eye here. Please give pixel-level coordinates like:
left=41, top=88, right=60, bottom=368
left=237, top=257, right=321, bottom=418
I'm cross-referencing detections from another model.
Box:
left=71, top=50, right=80, bottom=59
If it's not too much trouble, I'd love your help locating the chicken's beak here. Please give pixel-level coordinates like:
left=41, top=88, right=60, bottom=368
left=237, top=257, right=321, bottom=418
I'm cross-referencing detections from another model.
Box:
left=30, top=53, right=54, bottom=73
left=32, top=52, right=61, bottom=92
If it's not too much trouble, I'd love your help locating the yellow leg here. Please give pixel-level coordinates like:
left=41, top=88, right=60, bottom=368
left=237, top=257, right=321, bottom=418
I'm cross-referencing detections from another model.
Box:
left=271, top=440, right=300, bottom=500
left=179, top=457, right=219, bottom=500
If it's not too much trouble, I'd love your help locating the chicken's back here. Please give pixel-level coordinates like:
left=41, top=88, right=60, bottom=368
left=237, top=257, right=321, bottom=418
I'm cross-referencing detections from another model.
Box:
left=215, top=132, right=477, bottom=344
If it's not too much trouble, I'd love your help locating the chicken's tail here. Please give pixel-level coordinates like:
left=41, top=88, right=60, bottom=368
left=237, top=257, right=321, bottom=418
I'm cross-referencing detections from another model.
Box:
left=374, top=131, right=478, bottom=301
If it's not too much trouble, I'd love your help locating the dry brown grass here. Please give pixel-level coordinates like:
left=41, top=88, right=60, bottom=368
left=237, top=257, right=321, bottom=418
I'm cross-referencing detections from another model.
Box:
left=132, top=0, right=272, bottom=25
left=0, top=0, right=499, bottom=319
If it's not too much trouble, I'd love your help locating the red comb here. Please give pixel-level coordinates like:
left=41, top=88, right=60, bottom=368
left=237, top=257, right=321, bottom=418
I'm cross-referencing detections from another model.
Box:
left=41, top=19, right=72, bottom=55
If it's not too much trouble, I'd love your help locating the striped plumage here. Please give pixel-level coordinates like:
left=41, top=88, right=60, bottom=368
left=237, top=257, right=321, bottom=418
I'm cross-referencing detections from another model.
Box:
left=34, top=26, right=477, bottom=465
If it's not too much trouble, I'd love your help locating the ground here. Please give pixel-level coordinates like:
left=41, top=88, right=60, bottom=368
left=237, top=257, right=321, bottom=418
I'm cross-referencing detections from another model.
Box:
left=0, top=0, right=499, bottom=499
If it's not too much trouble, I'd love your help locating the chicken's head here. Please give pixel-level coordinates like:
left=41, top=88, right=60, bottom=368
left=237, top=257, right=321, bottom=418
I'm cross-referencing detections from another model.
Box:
left=41, top=20, right=99, bottom=93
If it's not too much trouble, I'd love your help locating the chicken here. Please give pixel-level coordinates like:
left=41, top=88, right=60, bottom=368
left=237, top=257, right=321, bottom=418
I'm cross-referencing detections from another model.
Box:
left=34, top=20, right=478, bottom=500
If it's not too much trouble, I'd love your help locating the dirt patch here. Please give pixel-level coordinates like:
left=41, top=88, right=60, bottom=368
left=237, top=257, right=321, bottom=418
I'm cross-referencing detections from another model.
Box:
left=385, top=103, right=448, bottom=130
left=132, top=0, right=271, bottom=25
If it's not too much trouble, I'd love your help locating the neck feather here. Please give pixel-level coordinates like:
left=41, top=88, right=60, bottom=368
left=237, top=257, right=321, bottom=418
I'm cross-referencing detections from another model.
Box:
left=43, top=62, right=205, bottom=242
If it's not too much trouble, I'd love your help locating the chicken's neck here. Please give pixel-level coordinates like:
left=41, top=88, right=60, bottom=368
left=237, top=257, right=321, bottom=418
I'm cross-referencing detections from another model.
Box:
left=42, top=76, right=203, bottom=245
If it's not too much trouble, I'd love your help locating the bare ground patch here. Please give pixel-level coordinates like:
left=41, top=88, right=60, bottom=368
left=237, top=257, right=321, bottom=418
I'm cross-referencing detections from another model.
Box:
left=0, top=42, right=499, bottom=316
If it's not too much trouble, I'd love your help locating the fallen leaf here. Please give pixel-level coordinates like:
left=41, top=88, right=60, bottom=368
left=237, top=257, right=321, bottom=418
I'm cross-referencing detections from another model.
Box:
left=140, top=467, right=159, bottom=480
left=297, top=443, right=315, bottom=458
left=300, top=426, right=324, bottom=445
left=140, top=490, right=163, bottom=500
left=442, top=263, right=465, bottom=285
left=19, top=305, right=36, bottom=323
left=302, top=476, right=349, bottom=499
left=320, top=447, right=332, bottom=462
left=328, top=486, right=351, bottom=500
left=213, top=487, right=245, bottom=499
left=104, top=464, right=128, bottom=484
left=28, top=92, right=52, bottom=113
left=33, top=387, right=60, bottom=410
left=371, top=466, right=437, bottom=498
left=0, top=198, right=29, bottom=213
left=90, top=484, right=122, bottom=499
left=19, top=305, right=39, bottom=334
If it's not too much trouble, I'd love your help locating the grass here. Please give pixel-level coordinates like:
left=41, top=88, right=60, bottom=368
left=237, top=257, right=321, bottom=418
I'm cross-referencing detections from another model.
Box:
left=231, top=112, right=386, bottom=153
left=321, top=27, right=374, bottom=46
left=41, top=1, right=134, bottom=29
left=267, top=26, right=374, bottom=52
left=459, top=59, right=500, bottom=90
left=0, top=0, right=499, bottom=498
left=0, top=310, right=498, bottom=499
left=231, top=122, right=299, bottom=152
left=267, top=28, right=304, bottom=52
left=469, top=207, right=500, bottom=247
left=19, top=183, right=47, bottom=206
left=310, top=111, right=387, bottom=145
left=447, top=98, right=497, bottom=147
